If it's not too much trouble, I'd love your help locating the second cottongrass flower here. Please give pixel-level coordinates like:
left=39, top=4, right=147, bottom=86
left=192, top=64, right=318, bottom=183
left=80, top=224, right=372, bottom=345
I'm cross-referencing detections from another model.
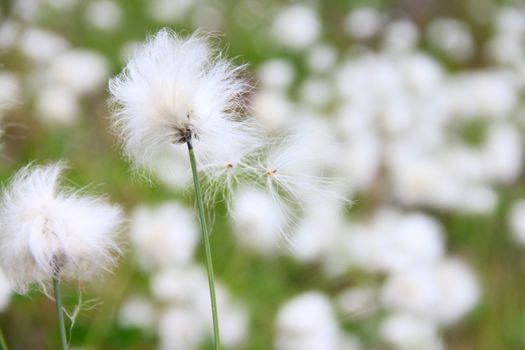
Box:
left=0, top=163, right=123, bottom=349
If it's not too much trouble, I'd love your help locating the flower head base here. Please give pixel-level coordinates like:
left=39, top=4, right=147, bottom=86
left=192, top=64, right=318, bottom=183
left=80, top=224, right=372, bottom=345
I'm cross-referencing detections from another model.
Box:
left=0, top=163, right=123, bottom=293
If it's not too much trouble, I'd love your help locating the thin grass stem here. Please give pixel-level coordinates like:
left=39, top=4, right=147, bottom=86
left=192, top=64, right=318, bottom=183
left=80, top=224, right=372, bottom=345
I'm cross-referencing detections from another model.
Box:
left=0, top=327, right=8, bottom=350
left=53, top=278, right=68, bottom=350
left=186, top=137, right=221, bottom=350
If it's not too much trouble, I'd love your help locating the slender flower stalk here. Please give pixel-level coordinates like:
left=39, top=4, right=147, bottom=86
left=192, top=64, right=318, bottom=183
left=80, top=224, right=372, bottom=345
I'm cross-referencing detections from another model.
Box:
left=187, top=134, right=220, bottom=348
left=0, top=327, right=8, bottom=350
left=53, top=278, right=68, bottom=350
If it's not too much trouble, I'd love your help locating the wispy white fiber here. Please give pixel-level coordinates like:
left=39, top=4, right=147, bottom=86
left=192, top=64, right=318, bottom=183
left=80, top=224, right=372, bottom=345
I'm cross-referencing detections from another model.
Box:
left=0, top=163, right=124, bottom=293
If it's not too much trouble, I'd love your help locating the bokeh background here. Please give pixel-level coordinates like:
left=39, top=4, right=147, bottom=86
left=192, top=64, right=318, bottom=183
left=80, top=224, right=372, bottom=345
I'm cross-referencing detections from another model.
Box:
left=1, top=0, right=525, bottom=349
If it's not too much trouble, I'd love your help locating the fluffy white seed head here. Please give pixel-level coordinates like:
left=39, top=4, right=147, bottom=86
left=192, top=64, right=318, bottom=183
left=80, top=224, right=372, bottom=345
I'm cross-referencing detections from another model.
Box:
left=0, top=163, right=123, bottom=293
left=109, top=29, right=258, bottom=179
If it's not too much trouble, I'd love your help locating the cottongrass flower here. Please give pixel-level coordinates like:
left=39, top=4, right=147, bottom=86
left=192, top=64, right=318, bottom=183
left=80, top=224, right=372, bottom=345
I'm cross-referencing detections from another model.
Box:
left=109, top=28, right=259, bottom=180
left=0, top=162, right=123, bottom=349
left=109, top=28, right=258, bottom=349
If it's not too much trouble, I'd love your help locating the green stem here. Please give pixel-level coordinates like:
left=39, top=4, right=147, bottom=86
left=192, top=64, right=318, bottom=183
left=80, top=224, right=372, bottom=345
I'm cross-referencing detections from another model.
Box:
left=0, top=327, right=8, bottom=350
left=53, top=278, right=68, bottom=350
left=186, top=138, right=221, bottom=350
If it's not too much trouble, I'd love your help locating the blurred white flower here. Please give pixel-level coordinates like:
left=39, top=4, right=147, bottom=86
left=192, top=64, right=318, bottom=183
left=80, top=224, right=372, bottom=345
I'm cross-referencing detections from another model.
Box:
left=48, top=49, right=109, bottom=94
left=508, top=200, right=525, bottom=245
left=345, top=7, right=383, bottom=39
left=251, top=90, right=294, bottom=131
left=0, top=73, right=20, bottom=117
left=336, top=287, right=377, bottom=320
left=148, top=0, right=194, bottom=23
left=305, top=44, right=337, bottom=73
left=272, top=5, right=320, bottom=50
left=0, top=269, right=11, bottom=311
left=0, top=163, right=123, bottom=293
left=159, top=307, right=207, bottom=350
left=118, top=295, right=156, bottom=331
left=298, top=77, right=334, bottom=108
left=152, top=265, right=249, bottom=348
left=85, top=0, right=123, bottom=30
left=275, top=292, right=340, bottom=350
left=35, top=86, right=80, bottom=126
left=130, top=202, right=198, bottom=270
left=230, top=186, right=285, bottom=256
left=257, top=59, right=295, bottom=91
left=380, top=313, right=443, bottom=350
left=382, top=20, right=419, bottom=53
left=427, top=18, right=474, bottom=62
left=481, top=122, right=522, bottom=183
left=290, top=200, right=345, bottom=263
left=382, top=259, right=480, bottom=325
left=18, top=28, right=68, bottom=63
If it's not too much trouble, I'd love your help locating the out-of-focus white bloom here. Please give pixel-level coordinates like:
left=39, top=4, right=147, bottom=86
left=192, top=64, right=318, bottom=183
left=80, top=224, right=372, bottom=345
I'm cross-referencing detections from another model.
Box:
left=0, top=269, right=11, bottom=311
left=0, top=163, right=123, bottom=293
left=35, top=86, right=80, bottom=126
left=272, top=5, right=320, bottom=50
left=130, top=202, right=198, bottom=270
left=109, top=29, right=257, bottom=180
left=275, top=292, right=340, bottom=350
left=445, top=72, right=517, bottom=119
left=148, top=0, right=194, bottom=23
left=481, top=122, right=522, bottom=183
left=230, top=186, right=285, bottom=255
left=381, top=259, right=480, bottom=325
left=85, top=0, right=123, bottom=30
left=494, top=7, right=525, bottom=38
left=399, top=54, right=443, bottom=96
left=380, top=313, right=443, bottom=350
left=0, top=21, right=21, bottom=50
left=378, top=212, right=445, bottom=272
left=298, top=77, right=334, bottom=108
left=427, top=18, right=474, bottom=62
left=257, top=59, right=295, bottom=90
left=18, top=28, right=68, bottom=63
left=345, top=7, right=383, bottom=39
left=290, top=200, right=344, bottom=263
left=158, top=307, right=207, bottom=350
left=152, top=265, right=208, bottom=304
left=216, top=297, right=249, bottom=348
left=306, top=44, right=337, bottom=73
left=251, top=90, right=294, bottom=130
left=48, top=49, right=109, bottom=94
left=383, top=20, right=419, bottom=53
left=118, top=295, right=156, bottom=331
left=345, top=211, right=445, bottom=272
left=0, top=73, right=20, bottom=117
left=153, top=265, right=249, bottom=348
left=508, top=200, right=525, bottom=245
left=191, top=4, right=223, bottom=30
left=336, top=287, right=377, bottom=320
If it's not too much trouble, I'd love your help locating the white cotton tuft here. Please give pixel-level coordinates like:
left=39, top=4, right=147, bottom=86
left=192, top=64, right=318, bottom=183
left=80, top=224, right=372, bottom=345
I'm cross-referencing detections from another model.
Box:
left=109, top=28, right=258, bottom=182
left=0, top=163, right=124, bottom=293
